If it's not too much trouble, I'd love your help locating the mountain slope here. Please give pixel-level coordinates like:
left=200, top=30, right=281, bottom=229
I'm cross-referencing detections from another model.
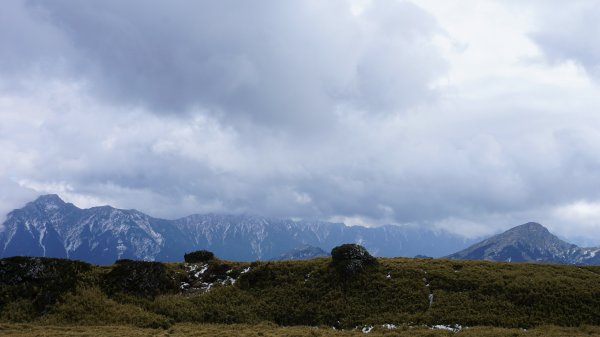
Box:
left=171, top=213, right=475, bottom=261
left=0, top=195, right=178, bottom=264
left=447, top=222, right=598, bottom=264
left=273, top=244, right=329, bottom=260
left=0, top=195, right=475, bottom=264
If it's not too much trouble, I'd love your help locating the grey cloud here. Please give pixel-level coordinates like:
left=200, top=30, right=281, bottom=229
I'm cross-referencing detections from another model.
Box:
left=0, top=1, right=73, bottom=91
left=350, top=1, right=443, bottom=112
left=4, top=82, right=600, bottom=242
left=529, top=1, right=600, bottom=79
left=14, top=0, right=446, bottom=131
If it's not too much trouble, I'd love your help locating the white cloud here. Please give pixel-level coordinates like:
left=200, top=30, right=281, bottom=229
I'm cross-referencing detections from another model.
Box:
left=553, top=201, right=600, bottom=229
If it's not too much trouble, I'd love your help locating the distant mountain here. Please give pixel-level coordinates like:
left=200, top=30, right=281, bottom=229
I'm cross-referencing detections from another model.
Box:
left=0, top=195, right=476, bottom=264
left=0, top=194, right=181, bottom=264
left=447, top=222, right=600, bottom=265
left=273, top=244, right=329, bottom=260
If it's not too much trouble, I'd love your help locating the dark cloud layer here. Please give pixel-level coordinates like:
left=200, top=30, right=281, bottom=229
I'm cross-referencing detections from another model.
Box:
left=12, top=0, right=444, bottom=132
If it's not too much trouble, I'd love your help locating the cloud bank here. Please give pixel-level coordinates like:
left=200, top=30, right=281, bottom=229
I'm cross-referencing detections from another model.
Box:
left=2, top=0, right=600, bottom=244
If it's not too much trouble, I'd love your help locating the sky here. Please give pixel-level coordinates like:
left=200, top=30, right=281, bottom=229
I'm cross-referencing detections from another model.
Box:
left=2, top=0, right=600, bottom=244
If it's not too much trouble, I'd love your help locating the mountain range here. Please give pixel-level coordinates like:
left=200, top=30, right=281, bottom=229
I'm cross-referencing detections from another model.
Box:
left=0, top=195, right=474, bottom=264
left=2, top=195, right=599, bottom=265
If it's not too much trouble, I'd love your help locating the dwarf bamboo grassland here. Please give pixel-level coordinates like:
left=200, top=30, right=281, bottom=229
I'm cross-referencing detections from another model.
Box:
left=1, top=254, right=600, bottom=335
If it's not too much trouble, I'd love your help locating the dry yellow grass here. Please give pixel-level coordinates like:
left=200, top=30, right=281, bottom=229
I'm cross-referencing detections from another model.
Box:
left=2, top=323, right=600, bottom=337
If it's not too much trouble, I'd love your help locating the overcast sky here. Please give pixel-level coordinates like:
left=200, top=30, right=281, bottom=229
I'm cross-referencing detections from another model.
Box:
left=2, top=0, right=600, bottom=244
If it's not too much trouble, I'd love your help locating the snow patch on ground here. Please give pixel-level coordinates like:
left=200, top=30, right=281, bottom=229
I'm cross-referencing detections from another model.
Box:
left=361, top=325, right=373, bottom=334
left=194, top=264, right=208, bottom=278
left=431, top=324, right=462, bottom=332
left=422, top=273, right=433, bottom=307
left=182, top=262, right=250, bottom=293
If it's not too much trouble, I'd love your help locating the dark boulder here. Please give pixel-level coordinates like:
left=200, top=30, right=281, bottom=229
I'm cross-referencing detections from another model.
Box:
left=330, top=244, right=378, bottom=277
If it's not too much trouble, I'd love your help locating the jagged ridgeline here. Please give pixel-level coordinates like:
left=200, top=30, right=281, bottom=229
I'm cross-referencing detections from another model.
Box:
left=2, top=245, right=600, bottom=329
left=0, top=194, right=475, bottom=264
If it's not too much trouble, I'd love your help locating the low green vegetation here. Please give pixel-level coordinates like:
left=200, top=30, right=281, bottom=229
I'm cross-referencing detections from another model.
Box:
left=0, top=256, right=92, bottom=319
left=101, top=259, right=179, bottom=298
left=1, top=246, right=600, bottom=333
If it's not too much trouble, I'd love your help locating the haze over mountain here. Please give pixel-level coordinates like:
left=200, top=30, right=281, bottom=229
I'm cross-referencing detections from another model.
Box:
left=448, top=222, right=600, bottom=265
left=0, top=195, right=475, bottom=264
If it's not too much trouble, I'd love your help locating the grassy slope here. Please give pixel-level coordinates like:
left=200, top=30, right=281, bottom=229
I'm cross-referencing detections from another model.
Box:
left=1, top=256, right=600, bottom=330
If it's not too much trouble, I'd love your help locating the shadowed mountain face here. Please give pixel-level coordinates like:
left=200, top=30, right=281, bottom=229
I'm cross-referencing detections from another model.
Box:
left=447, top=222, right=600, bottom=265
left=0, top=195, right=475, bottom=264
left=273, top=244, right=329, bottom=261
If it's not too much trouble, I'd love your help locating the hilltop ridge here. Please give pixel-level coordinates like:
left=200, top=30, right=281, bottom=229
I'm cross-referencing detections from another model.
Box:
left=2, top=253, right=600, bottom=329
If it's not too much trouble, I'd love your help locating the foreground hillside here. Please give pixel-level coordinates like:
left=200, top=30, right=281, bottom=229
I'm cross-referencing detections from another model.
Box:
left=2, top=251, right=600, bottom=331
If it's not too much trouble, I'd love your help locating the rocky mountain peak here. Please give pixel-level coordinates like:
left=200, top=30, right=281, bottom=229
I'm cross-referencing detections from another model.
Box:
left=507, top=222, right=548, bottom=234
left=497, top=222, right=556, bottom=244
left=28, top=194, right=70, bottom=214
left=33, top=194, right=65, bottom=205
